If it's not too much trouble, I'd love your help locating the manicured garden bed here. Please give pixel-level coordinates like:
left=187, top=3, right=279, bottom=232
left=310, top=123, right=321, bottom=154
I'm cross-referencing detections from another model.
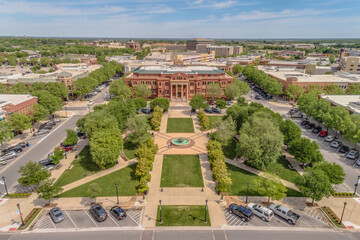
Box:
left=54, top=146, right=101, bottom=187
left=166, top=118, right=194, bottom=133
left=156, top=205, right=211, bottom=226
left=59, top=163, right=139, bottom=197
left=17, top=208, right=42, bottom=230
left=161, top=155, right=204, bottom=187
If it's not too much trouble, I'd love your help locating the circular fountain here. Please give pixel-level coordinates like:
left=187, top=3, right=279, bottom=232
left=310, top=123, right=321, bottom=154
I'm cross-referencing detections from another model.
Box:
left=171, top=137, right=190, bottom=146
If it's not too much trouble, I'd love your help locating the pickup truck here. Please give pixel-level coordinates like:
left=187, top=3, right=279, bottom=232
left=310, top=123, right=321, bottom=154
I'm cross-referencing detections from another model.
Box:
left=269, top=203, right=300, bottom=225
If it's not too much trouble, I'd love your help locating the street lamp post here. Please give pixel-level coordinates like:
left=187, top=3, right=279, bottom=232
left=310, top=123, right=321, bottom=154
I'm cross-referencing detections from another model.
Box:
left=159, top=200, right=162, bottom=223
left=115, top=184, right=119, bottom=205
left=64, top=106, right=68, bottom=118
left=2, top=176, right=9, bottom=197
left=353, top=176, right=360, bottom=196
left=204, top=199, right=208, bottom=223
left=340, top=202, right=347, bottom=225
left=16, top=204, right=25, bottom=227
left=245, top=183, right=250, bottom=204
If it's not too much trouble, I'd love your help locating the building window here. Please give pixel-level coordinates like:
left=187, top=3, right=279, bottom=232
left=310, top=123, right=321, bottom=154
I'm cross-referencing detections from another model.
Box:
left=227, top=81, right=231, bottom=84
left=141, top=81, right=144, bottom=84
left=159, top=82, right=162, bottom=86
left=202, top=82, right=206, bottom=85
left=208, top=74, right=211, bottom=77
left=165, top=90, right=169, bottom=94
left=190, top=90, right=194, bottom=94
left=190, top=82, right=194, bottom=86
left=165, top=82, right=169, bottom=86
left=160, top=90, right=162, bottom=94
left=153, top=81, right=156, bottom=85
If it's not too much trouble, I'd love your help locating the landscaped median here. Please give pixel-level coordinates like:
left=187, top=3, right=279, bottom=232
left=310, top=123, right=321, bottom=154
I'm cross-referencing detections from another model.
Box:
left=17, top=208, right=42, bottom=230
left=156, top=205, right=211, bottom=226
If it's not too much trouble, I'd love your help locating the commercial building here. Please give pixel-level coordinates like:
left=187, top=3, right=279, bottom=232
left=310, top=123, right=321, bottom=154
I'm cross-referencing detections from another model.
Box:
left=292, top=43, right=315, bottom=49
left=196, top=44, right=243, bottom=57
left=125, top=40, right=141, bottom=51
left=143, top=52, right=215, bottom=63
left=273, top=50, right=306, bottom=60
left=186, top=38, right=214, bottom=51
left=165, top=44, right=187, bottom=52
left=125, top=66, right=233, bottom=100
left=320, top=94, right=360, bottom=115
left=340, top=56, right=360, bottom=74
left=0, top=94, right=37, bottom=121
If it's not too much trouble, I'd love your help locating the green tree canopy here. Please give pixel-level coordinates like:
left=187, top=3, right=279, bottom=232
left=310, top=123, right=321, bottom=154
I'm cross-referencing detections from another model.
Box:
left=8, top=113, right=32, bottom=134
left=325, top=85, right=345, bottom=95
left=0, top=121, right=13, bottom=146
left=212, top=116, right=237, bottom=145
left=313, top=162, right=345, bottom=185
left=109, top=79, right=132, bottom=100
left=49, top=147, right=64, bottom=164
left=32, top=90, right=63, bottom=114
left=215, top=99, right=227, bottom=109
left=150, top=97, right=170, bottom=111
left=279, top=119, right=302, bottom=145
left=37, top=178, right=63, bottom=204
left=134, top=84, right=151, bottom=98
left=207, top=83, right=223, bottom=99
left=18, top=161, right=51, bottom=186
left=252, top=173, right=287, bottom=203
left=286, top=85, right=304, bottom=101
left=125, top=116, right=151, bottom=146
left=63, top=129, right=79, bottom=146
left=288, top=137, right=323, bottom=165
left=10, top=83, right=28, bottom=94
left=189, top=94, right=208, bottom=110
left=46, top=82, right=68, bottom=99
left=133, top=97, right=147, bottom=109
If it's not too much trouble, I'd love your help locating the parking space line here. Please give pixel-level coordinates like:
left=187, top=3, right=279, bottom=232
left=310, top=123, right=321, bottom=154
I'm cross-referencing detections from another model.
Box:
left=48, top=216, right=56, bottom=228
left=108, top=213, right=120, bottom=227
left=301, top=220, right=312, bottom=227
left=127, top=211, right=140, bottom=225
left=83, top=210, right=98, bottom=227
left=65, top=210, right=77, bottom=229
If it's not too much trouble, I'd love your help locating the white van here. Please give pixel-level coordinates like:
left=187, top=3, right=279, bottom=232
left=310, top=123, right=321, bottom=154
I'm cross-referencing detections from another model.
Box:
left=247, top=203, right=274, bottom=222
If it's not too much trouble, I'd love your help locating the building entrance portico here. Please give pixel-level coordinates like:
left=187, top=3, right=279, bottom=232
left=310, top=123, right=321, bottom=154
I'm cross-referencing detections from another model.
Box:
left=171, top=82, right=188, bottom=101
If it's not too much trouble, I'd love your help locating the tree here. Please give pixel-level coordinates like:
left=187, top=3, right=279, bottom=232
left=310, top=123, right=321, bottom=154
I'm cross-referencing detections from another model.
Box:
left=18, top=161, right=51, bottom=186
left=306, top=85, right=324, bottom=95
left=7, top=56, right=17, bottom=66
left=87, top=183, right=102, bottom=203
left=237, top=116, right=284, bottom=170
left=109, top=79, right=132, bottom=100
left=325, top=85, right=344, bottom=95
left=225, top=80, right=250, bottom=100
left=30, top=82, right=46, bottom=93
left=288, top=137, right=323, bottom=166
left=40, top=57, right=50, bottom=66
left=344, top=114, right=360, bottom=147
left=252, top=173, right=287, bottom=203
left=8, top=113, right=32, bottom=134
left=10, top=83, right=28, bottom=94
left=329, top=55, right=335, bottom=64
left=125, top=117, right=151, bottom=146
left=207, top=83, right=223, bottom=99
left=313, top=162, right=345, bottom=185
left=32, top=90, right=63, bottom=114
left=133, top=97, right=147, bottom=110
left=233, top=64, right=244, bottom=75
left=37, top=178, right=63, bottom=204
left=82, top=112, right=118, bottom=138
left=346, top=83, right=360, bottom=95
left=216, top=99, right=227, bottom=109
left=212, top=158, right=232, bottom=192
left=89, top=128, right=123, bottom=167
left=0, top=121, right=13, bottom=146
left=189, top=94, right=208, bottom=110
left=279, top=119, right=302, bottom=145
left=150, top=97, right=170, bottom=111
left=325, top=106, right=352, bottom=136
left=134, top=84, right=151, bottom=98
left=150, top=106, right=163, bottom=130
left=295, top=168, right=334, bottom=205
left=30, top=104, right=49, bottom=122
left=46, top=82, right=68, bottom=99
left=212, top=116, right=237, bottom=145
left=63, top=129, right=78, bottom=146
left=198, top=109, right=210, bottom=130
left=286, top=85, right=304, bottom=101
left=0, top=84, right=8, bottom=94
left=49, top=147, right=64, bottom=164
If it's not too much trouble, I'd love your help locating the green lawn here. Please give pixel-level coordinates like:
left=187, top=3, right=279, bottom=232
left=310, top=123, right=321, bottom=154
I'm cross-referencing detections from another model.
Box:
left=54, top=146, right=101, bottom=187
left=223, top=139, right=237, bottom=160
left=156, top=205, right=211, bottom=226
left=59, top=163, right=139, bottom=197
left=123, top=140, right=138, bottom=160
left=208, top=116, right=223, bottom=129
left=166, top=118, right=194, bottom=133
left=226, top=163, right=303, bottom=197
left=161, top=155, right=204, bottom=187
left=265, top=156, right=301, bottom=184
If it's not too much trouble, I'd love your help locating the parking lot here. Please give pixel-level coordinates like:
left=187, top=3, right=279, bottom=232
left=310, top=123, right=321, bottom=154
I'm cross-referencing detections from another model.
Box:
left=32, top=207, right=142, bottom=231
left=224, top=207, right=332, bottom=228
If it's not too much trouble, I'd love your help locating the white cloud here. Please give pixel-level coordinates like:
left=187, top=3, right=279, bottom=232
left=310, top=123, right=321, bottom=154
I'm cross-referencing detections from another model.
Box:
left=193, top=0, right=204, bottom=4
left=207, top=1, right=236, bottom=9
left=146, top=6, right=174, bottom=14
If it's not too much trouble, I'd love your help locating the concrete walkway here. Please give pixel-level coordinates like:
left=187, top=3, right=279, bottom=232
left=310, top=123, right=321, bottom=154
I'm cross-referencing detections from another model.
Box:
left=159, top=112, right=168, bottom=134
left=225, top=158, right=300, bottom=191
left=61, top=159, right=138, bottom=192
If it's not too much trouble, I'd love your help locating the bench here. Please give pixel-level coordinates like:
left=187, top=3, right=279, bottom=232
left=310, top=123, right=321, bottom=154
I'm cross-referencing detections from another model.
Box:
left=288, top=164, right=295, bottom=170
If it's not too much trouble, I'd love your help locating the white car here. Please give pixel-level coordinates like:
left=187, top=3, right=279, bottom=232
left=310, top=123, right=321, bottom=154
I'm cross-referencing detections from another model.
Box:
left=330, top=141, right=342, bottom=148
left=0, top=151, right=17, bottom=161
left=88, top=100, right=95, bottom=105
left=325, top=135, right=335, bottom=142
left=247, top=203, right=274, bottom=222
left=356, top=158, right=360, bottom=166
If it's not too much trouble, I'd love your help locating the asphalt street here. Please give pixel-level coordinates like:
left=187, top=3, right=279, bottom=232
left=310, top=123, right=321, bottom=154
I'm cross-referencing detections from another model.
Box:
left=0, top=230, right=359, bottom=240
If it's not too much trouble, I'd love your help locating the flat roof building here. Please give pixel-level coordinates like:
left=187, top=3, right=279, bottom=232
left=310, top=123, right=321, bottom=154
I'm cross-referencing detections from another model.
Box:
left=196, top=44, right=243, bottom=57
left=320, top=94, right=360, bottom=115
left=186, top=38, right=214, bottom=51
left=125, top=66, right=233, bottom=101
left=0, top=94, right=37, bottom=121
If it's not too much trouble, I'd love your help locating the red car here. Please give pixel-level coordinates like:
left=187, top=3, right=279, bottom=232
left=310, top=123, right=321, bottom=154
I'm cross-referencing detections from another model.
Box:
left=59, top=144, right=73, bottom=152
left=318, top=131, right=328, bottom=137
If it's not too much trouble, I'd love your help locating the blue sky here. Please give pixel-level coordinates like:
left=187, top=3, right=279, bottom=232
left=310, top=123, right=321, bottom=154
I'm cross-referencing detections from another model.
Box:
left=1, top=0, right=360, bottom=38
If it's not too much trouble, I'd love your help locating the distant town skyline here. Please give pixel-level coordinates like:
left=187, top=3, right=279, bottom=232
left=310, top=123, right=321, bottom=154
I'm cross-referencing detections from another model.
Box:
left=1, top=0, right=360, bottom=38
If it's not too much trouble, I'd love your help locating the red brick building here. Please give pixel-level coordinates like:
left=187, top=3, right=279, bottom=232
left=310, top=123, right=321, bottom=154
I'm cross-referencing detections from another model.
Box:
left=0, top=94, right=38, bottom=121
left=125, top=40, right=141, bottom=51
left=125, top=66, right=233, bottom=100
left=273, top=50, right=306, bottom=60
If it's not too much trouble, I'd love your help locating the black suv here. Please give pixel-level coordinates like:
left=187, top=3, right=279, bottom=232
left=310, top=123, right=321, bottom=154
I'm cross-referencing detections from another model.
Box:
left=229, top=203, right=254, bottom=222
left=312, top=126, right=322, bottom=133
left=3, top=145, right=23, bottom=154
left=339, top=145, right=350, bottom=154
left=90, top=204, right=108, bottom=222
left=110, top=206, right=127, bottom=220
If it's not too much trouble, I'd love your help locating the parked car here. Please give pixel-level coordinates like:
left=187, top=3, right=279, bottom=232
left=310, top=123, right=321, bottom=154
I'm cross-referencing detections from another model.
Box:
left=76, top=131, right=86, bottom=139
left=49, top=207, right=64, bottom=223
left=356, top=158, right=360, bottom=166
left=269, top=203, right=300, bottom=225
left=3, top=145, right=23, bottom=154
left=246, top=203, right=274, bottom=222
left=301, top=120, right=309, bottom=126
left=254, top=95, right=261, bottom=100
left=325, top=135, right=335, bottom=142
left=312, top=126, right=322, bottom=134
left=204, top=108, right=213, bottom=113
left=110, top=206, right=127, bottom=220
left=141, top=108, right=151, bottom=114
left=33, top=129, right=50, bottom=136
left=330, top=141, right=342, bottom=148
left=15, top=142, right=28, bottom=149
left=305, top=123, right=315, bottom=129
left=211, top=107, right=221, bottom=113
left=208, top=101, right=215, bottom=105
left=226, top=101, right=232, bottom=106
left=39, top=158, right=53, bottom=166
left=54, top=119, right=61, bottom=123
left=0, top=159, right=6, bottom=166
left=346, top=149, right=359, bottom=160
left=88, top=100, right=95, bottom=105
left=228, top=203, right=254, bottom=222
left=42, top=164, right=56, bottom=171
left=318, top=131, right=328, bottom=137
left=339, top=145, right=350, bottom=153
left=290, top=112, right=303, bottom=118
left=0, top=151, right=17, bottom=161
left=90, top=204, right=108, bottom=222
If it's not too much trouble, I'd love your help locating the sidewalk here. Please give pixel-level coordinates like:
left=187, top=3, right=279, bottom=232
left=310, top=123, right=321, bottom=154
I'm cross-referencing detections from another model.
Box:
left=225, top=158, right=300, bottom=191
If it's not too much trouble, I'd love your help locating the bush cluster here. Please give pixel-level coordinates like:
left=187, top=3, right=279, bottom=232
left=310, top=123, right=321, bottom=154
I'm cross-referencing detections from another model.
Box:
left=198, top=109, right=210, bottom=130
